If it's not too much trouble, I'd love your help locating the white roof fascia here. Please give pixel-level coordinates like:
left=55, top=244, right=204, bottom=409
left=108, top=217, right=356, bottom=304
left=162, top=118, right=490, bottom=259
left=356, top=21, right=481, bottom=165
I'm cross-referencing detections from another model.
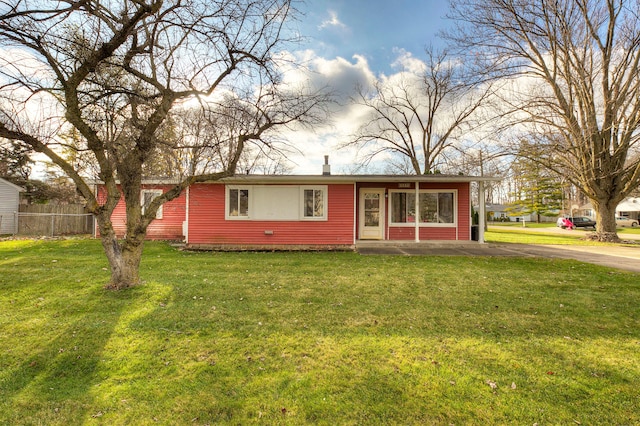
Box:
left=216, top=174, right=502, bottom=184
left=90, top=175, right=502, bottom=185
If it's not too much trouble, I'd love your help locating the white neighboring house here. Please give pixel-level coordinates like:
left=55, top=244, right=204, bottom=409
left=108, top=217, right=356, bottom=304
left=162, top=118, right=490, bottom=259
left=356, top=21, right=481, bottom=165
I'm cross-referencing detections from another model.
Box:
left=486, top=204, right=520, bottom=222
left=0, top=177, right=24, bottom=234
left=616, top=197, right=640, bottom=220
left=485, top=203, right=557, bottom=223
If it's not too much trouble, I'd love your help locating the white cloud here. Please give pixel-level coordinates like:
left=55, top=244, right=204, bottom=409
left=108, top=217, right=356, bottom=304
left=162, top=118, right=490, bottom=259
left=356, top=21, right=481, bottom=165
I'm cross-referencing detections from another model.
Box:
left=273, top=51, right=382, bottom=173
left=318, top=10, right=347, bottom=31
left=390, top=48, right=427, bottom=75
left=278, top=47, right=505, bottom=175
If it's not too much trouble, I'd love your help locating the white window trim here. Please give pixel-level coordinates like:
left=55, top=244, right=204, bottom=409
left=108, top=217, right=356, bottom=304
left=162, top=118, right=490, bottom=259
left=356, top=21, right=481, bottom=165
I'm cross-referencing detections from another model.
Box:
left=225, top=185, right=251, bottom=220
left=388, top=189, right=457, bottom=227
left=300, top=185, right=328, bottom=221
left=141, top=189, right=163, bottom=219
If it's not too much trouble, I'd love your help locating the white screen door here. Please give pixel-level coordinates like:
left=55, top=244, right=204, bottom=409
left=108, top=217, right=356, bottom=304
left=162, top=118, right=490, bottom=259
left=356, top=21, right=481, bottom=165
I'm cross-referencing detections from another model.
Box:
left=359, top=188, right=385, bottom=240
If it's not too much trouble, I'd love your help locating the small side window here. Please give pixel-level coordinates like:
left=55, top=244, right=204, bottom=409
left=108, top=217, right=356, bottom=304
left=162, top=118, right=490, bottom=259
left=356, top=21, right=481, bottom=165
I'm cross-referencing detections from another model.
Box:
left=141, top=189, right=163, bottom=219
left=303, top=189, right=324, bottom=218
left=301, top=186, right=327, bottom=220
left=228, top=187, right=250, bottom=218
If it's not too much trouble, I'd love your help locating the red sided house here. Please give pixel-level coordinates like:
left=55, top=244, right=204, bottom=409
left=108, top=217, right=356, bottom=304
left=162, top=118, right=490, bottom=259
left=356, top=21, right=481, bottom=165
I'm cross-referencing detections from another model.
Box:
left=96, top=172, right=497, bottom=248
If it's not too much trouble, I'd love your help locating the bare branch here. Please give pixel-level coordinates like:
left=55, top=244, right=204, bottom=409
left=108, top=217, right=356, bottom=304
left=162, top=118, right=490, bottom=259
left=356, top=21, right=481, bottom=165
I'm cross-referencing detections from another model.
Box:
left=343, top=47, right=494, bottom=174
left=447, top=0, right=640, bottom=240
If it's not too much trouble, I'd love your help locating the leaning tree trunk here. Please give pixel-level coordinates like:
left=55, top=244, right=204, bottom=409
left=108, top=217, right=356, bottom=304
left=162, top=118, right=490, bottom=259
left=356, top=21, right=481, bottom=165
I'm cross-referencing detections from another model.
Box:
left=592, top=199, right=620, bottom=243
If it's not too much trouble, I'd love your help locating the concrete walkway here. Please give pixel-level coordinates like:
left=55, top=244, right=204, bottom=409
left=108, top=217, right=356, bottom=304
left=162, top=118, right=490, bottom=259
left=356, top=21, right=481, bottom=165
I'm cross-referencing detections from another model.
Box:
left=356, top=241, right=640, bottom=273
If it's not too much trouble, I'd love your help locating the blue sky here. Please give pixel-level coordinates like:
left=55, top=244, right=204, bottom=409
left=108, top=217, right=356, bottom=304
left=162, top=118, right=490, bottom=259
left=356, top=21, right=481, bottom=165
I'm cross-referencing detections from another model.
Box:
left=25, top=1, right=458, bottom=177
left=277, top=1, right=456, bottom=173
left=295, top=1, right=452, bottom=75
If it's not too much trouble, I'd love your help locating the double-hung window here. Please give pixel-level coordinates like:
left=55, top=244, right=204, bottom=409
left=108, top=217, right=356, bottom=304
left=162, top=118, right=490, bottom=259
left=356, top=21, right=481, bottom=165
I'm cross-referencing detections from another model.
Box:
left=302, top=187, right=325, bottom=219
left=227, top=187, right=250, bottom=218
left=141, top=189, right=163, bottom=219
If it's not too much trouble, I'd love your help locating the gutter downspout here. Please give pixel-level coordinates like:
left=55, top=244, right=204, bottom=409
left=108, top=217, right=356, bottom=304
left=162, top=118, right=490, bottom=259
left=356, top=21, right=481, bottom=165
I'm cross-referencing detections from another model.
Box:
left=479, top=181, right=486, bottom=243
left=353, top=183, right=357, bottom=245
left=184, top=185, right=190, bottom=244
left=415, top=182, right=420, bottom=242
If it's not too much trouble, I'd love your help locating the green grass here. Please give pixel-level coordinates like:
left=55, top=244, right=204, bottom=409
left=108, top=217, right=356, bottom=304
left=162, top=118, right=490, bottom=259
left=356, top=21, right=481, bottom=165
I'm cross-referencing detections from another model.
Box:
left=618, top=227, right=640, bottom=235
left=489, top=221, right=556, bottom=228
left=485, top=228, right=600, bottom=245
left=486, top=225, right=640, bottom=245
left=491, top=220, right=640, bottom=234
left=1, top=239, right=639, bottom=425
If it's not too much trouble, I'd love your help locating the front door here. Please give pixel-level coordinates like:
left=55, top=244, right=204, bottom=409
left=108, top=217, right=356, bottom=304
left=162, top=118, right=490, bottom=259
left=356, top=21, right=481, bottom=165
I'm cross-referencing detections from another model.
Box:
left=359, top=188, right=385, bottom=240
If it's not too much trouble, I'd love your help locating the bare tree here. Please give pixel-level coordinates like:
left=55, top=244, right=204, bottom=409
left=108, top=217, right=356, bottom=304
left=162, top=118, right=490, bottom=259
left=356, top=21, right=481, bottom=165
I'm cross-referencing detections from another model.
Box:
left=0, top=0, right=329, bottom=289
left=343, top=47, right=493, bottom=175
left=448, top=0, right=640, bottom=241
left=143, top=89, right=306, bottom=178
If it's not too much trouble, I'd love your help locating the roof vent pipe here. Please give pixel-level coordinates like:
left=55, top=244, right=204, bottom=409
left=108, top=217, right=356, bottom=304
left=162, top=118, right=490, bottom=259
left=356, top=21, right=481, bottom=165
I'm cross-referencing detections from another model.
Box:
left=322, top=155, right=331, bottom=175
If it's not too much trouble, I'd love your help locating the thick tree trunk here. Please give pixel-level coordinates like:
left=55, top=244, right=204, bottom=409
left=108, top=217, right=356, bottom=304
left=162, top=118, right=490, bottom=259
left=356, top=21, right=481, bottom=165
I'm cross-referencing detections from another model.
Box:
left=96, top=213, right=146, bottom=290
left=101, top=234, right=144, bottom=290
left=592, top=200, right=620, bottom=243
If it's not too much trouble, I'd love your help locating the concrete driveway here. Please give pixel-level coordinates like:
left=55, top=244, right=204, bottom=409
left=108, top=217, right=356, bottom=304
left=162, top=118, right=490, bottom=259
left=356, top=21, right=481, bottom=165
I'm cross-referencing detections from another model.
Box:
left=488, top=244, right=640, bottom=273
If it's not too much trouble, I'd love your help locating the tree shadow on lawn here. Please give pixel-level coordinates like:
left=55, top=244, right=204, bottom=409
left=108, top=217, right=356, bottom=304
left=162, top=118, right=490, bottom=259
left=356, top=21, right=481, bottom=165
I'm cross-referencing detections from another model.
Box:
left=0, top=286, right=133, bottom=424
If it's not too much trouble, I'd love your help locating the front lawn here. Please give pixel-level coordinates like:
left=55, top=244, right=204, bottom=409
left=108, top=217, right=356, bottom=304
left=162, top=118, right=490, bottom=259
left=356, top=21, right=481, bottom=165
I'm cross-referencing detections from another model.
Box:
left=485, top=228, right=601, bottom=245
left=1, top=239, right=639, bottom=425
left=486, top=226, right=640, bottom=245
left=618, top=227, right=640, bottom=235
left=488, top=221, right=556, bottom=228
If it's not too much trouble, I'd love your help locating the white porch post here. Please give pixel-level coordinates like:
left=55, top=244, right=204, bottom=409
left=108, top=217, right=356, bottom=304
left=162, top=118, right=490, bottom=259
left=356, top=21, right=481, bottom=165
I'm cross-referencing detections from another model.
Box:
left=184, top=185, right=190, bottom=244
left=478, top=180, right=486, bottom=243
left=415, top=182, right=420, bottom=242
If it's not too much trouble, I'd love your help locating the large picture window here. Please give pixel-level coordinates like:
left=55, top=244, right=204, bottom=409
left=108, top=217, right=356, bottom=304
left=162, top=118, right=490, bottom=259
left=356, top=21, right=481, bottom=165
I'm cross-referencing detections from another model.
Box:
left=390, top=190, right=455, bottom=225
left=391, top=192, right=416, bottom=223
left=419, top=192, right=454, bottom=223
left=225, top=185, right=327, bottom=221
